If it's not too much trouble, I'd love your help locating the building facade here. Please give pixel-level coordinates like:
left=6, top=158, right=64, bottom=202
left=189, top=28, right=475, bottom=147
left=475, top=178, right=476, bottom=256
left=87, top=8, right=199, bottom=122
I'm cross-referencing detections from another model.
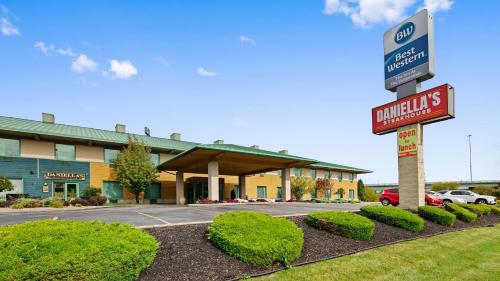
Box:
left=0, top=113, right=371, bottom=203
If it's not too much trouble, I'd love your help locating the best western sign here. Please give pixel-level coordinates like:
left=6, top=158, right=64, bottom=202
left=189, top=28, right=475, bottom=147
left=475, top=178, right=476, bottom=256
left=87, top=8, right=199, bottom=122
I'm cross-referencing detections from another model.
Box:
left=384, top=9, right=435, bottom=91
left=372, top=84, right=455, bottom=135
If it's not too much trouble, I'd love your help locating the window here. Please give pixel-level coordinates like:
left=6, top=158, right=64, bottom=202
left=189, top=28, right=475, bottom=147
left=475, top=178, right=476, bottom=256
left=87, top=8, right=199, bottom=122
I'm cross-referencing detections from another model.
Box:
left=325, top=189, right=332, bottom=199
left=294, top=168, right=302, bottom=177
left=104, top=149, right=120, bottom=164
left=276, top=187, right=282, bottom=200
left=55, top=144, right=75, bottom=160
left=0, top=138, right=19, bottom=157
left=324, top=170, right=331, bottom=179
left=310, top=169, right=317, bottom=179
left=257, top=186, right=267, bottom=199
left=349, top=189, right=355, bottom=199
left=450, top=191, right=462, bottom=195
left=389, top=188, right=399, bottom=194
left=337, top=172, right=343, bottom=181
left=150, top=153, right=160, bottom=166
left=348, top=173, right=354, bottom=181
left=311, top=188, right=317, bottom=199
left=438, top=191, right=447, bottom=194
left=277, top=170, right=282, bottom=176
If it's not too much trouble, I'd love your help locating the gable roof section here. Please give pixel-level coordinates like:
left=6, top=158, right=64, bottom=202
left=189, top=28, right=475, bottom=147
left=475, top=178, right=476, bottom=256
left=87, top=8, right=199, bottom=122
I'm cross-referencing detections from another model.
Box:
left=0, top=116, right=198, bottom=152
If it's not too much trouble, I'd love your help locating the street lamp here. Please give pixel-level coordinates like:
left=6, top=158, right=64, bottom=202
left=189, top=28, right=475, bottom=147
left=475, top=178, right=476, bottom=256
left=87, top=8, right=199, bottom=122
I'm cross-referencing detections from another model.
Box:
left=467, top=135, right=472, bottom=182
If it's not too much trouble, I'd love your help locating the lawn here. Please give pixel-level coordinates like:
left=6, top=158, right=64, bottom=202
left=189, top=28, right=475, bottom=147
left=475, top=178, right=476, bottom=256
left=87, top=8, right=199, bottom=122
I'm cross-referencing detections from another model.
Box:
left=258, top=224, right=500, bottom=281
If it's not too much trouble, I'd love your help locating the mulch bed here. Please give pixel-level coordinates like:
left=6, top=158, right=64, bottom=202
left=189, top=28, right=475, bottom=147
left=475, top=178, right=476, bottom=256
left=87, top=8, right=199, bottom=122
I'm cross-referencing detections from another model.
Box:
left=139, top=214, right=500, bottom=281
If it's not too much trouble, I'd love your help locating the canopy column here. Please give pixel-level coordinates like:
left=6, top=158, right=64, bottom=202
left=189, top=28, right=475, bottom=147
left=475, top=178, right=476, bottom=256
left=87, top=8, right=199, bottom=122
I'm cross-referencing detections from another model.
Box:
left=208, top=161, right=219, bottom=201
left=176, top=172, right=185, bottom=205
left=238, top=175, right=247, bottom=199
left=281, top=168, right=291, bottom=201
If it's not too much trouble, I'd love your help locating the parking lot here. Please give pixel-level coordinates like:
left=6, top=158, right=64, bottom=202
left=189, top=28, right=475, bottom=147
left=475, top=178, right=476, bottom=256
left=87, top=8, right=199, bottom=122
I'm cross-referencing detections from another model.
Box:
left=0, top=202, right=378, bottom=228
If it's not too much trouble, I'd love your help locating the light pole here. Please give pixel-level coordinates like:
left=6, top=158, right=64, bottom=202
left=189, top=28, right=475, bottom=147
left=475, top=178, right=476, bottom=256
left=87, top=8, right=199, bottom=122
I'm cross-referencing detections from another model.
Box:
left=467, top=135, right=472, bottom=182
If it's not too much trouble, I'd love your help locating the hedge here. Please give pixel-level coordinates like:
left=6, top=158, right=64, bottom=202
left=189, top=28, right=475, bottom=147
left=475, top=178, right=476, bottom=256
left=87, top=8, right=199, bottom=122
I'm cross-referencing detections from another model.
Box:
left=417, top=206, right=456, bottom=226
left=485, top=204, right=500, bottom=215
left=307, top=211, right=375, bottom=240
left=360, top=205, right=424, bottom=232
left=0, top=220, right=158, bottom=281
left=456, top=203, right=491, bottom=216
left=208, top=211, right=304, bottom=266
left=444, top=203, right=477, bottom=222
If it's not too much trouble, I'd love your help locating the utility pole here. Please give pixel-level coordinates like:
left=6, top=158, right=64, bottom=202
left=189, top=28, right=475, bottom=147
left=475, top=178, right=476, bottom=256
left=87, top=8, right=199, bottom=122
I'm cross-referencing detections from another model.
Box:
left=467, top=135, right=472, bottom=181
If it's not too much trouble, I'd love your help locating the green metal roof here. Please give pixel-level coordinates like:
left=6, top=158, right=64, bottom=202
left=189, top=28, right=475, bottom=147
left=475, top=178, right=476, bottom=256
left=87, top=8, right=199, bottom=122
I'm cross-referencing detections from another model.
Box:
left=310, top=161, right=372, bottom=174
left=0, top=116, right=198, bottom=152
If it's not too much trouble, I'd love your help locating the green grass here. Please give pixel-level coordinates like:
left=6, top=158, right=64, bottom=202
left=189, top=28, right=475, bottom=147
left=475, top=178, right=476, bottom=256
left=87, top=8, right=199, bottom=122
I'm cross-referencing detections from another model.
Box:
left=0, top=220, right=158, bottom=281
left=208, top=211, right=304, bottom=266
left=257, top=224, right=500, bottom=281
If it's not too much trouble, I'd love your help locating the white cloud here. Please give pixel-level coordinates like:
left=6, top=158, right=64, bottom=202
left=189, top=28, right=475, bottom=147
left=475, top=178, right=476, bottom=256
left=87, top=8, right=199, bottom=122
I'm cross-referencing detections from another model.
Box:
left=71, top=54, right=98, bottom=73
left=109, top=60, right=138, bottom=79
left=57, top=47, right=76, bottom=57
left=1, top=17, right=19, bottom=36
left=34, top=41, right=55, bottom=54
left=419, top=0, right=454, bottom=13
left=197, top=67, right=216, bottom=77
left=240, top=35, right=256, bottom=46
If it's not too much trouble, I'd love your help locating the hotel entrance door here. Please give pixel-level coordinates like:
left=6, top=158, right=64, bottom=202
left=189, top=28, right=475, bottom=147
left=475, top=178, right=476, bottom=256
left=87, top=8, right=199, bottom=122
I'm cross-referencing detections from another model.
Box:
left=52, top=183, right=79, bottom=200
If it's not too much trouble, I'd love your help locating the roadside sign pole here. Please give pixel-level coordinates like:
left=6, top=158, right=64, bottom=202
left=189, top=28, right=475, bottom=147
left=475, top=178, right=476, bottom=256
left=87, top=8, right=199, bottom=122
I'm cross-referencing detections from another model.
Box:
left=396, top=82, right=425, bottom=209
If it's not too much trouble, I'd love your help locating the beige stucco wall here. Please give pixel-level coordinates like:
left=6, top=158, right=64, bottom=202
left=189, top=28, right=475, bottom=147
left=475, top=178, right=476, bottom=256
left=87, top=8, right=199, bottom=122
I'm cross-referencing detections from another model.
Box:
left=76, top=145, right=104, bottom=162
left=160, top=153, right=176, bottom=164
left=20, top=139, right=54, bottom=159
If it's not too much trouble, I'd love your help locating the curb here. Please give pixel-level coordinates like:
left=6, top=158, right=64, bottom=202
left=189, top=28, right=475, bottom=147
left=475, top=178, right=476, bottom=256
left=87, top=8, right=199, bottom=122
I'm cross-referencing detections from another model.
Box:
left=0, top=206, right=110, bottom=214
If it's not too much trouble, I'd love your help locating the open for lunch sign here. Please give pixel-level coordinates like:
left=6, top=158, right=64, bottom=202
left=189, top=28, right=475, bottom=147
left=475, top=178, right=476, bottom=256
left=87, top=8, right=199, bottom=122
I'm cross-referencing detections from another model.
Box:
left=372, top=84, right=455, bottom=135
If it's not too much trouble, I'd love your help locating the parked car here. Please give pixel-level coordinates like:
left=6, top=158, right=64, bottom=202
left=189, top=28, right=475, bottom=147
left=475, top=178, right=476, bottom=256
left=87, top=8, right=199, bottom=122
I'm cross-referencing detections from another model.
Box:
left=426, top=190, right=467, bottom=204
left=379, top=188, right=443, bottom=206
left=437, top=190, right=496, bottom=204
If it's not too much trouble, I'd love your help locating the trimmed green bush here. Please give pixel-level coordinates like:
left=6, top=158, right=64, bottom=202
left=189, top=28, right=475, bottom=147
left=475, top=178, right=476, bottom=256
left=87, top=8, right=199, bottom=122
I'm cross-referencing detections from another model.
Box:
left=483, top=204, right=500, bottom=215
left=418, top=206, right=456, bottom=226
left=0, top=220, right=158, bottom=281
left=208, top=211, right=304, bottom=266
left=360, top=205, right=424, bottom=232
left=456, top=203, right=491, bottom=216
left=444, top=203, right=477, bottom=222
left=307, top=211, right=375, bottom=240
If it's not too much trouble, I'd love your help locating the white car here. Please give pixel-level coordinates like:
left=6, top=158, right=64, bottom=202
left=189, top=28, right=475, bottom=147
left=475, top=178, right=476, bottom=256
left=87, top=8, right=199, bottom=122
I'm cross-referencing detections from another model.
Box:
left=427, top=191, right=466, bottom=204
left=437, top=190, right=496, bottom=205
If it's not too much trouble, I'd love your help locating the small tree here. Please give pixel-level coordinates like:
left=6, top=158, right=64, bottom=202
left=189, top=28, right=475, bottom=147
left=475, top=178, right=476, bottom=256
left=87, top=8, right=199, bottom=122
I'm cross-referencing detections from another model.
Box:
left=315, top=178, right=333, bottom=199
left=291, top=176, right=315, bottom=201
left=0, top=176, right=14, bottom=193
left=363, top=187, right=379, bottom=202
left=431, top=182, right=460, bottom=191
left=357, top=179, right=366, bottom=201
left=336, top=188, right=345, bottom=199
left=112, top=137, right=158, bottom=203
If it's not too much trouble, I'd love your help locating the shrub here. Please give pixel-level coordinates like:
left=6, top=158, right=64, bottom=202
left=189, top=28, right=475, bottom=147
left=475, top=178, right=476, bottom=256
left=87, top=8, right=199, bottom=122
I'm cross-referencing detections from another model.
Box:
left=360, top=205, right=424, bottom=232
left=418, top=206, right=456, bottom=226
left=10, top=203, right=23, bottom=209
left=291, top=177, right=315, bottom=201
left=47, top=198, right=63, bottom=208
left=0, top=220, right=158, bottom=281
left=208, top=211, right=304, bottom=266
left=256, top=198, right=268, bottom=202
left=456, top=203, right=491, bottom=216
left=70, top=197, right=89, bottom=206
left=12, top=198, right=43, bottom=208
left=88, top=195, right=108, bottom=206
left=81, top=186, right=102, bottom=198
left=363, top=188, right=379, bottom=202
left=444, top=203, right=477, bottom=222
left=484, top=204, right=500, bottom=215
left=0, top=176, right=14, bottom=192
left=431, top=182, right=460, bottom=191
left=307, top=211, right=375, bottom=240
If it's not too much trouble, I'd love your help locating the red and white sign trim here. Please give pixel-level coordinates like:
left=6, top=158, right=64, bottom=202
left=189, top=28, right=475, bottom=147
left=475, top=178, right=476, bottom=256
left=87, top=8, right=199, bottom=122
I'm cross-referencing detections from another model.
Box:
left=372, top=84, right=455, bottom=135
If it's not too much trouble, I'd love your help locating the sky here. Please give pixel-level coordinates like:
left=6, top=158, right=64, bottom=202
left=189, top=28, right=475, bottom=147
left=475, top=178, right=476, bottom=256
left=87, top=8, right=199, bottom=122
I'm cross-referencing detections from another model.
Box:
left=0, top=0, right=499, bottom=184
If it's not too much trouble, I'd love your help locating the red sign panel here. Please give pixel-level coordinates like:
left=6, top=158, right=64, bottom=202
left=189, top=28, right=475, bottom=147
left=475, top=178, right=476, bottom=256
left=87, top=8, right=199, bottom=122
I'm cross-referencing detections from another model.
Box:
left=372, top=84, right=455, bottom=135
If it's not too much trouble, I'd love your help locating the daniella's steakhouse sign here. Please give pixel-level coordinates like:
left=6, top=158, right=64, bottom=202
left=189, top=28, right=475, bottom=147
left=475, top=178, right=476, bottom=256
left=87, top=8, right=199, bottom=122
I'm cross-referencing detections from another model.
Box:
left=372, top=84, right=455, bottom=135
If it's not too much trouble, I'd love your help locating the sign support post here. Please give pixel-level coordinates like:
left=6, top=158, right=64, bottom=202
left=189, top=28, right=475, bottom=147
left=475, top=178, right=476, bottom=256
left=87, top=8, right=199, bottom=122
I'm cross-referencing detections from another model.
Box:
left=396, top=82, right=425, bottom=209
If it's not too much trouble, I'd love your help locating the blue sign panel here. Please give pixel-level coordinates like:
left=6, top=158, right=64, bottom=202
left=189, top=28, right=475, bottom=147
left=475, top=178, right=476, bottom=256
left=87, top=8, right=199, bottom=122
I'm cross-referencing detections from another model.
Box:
left=384, top=35, right=429, bottom=79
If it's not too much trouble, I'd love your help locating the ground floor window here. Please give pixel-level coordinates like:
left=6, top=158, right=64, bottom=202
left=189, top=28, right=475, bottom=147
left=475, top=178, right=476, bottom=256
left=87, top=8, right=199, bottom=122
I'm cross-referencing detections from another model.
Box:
left=324, top=189, right=331, bottom=199
left=276, top=187, right=282, bottom=200
left=349, top=189, right=355, bottom=199
left=52, top=182, right=79, bottom=201
left=311, top=188, right=317, bottom=199
left=231, top=185, right=240, bottom=199
left=103, top=181, right=124, bottom=202
left=257, top=186, right=267, bottom=199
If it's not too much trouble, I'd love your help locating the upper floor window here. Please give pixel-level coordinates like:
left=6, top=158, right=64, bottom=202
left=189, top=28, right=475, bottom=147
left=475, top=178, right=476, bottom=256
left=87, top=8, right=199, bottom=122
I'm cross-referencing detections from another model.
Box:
left=55, top=144, right=75, bottom=161
left=310, top=169, right=317, bottom=179
left=104, top=149, right=120, bottom=164
left=324, top=170, right=331, bottom=179
left=150, top=153, right=160, bottom=166
left=348, top=173, right=354, bottom=181
left=0, top=138, right=19, bottom=157
left=337, top=172, right=343, bottom=181
left=295, top=168, right=302, bottom=177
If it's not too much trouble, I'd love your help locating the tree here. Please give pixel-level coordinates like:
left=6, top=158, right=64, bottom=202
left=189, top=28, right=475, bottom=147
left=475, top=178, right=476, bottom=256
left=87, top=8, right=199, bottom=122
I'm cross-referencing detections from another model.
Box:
left=315, top=178, right=333, bottom=199
left=431, top=182, right=460, bottom=191
left=363, top=187, right=379, bottom=202
left=357, top=179, right=366, bottom=201
left=112, top=137, right=158, bottom=203
left=0, top=176, right=13, bottom=193
left=291, top=176, right=315, bottom=201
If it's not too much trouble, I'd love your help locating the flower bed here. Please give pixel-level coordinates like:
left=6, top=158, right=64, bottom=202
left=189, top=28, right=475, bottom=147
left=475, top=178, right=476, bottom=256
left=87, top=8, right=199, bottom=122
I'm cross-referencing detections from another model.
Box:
left=0, top=220, right=158, bottom=281
left=207, top=211, right=304, bottom=266
left=307, top=211, right=375, bottom=240
left=418, top=206, right=456, bottom=226
left=360, top=205, right=424, bottom=232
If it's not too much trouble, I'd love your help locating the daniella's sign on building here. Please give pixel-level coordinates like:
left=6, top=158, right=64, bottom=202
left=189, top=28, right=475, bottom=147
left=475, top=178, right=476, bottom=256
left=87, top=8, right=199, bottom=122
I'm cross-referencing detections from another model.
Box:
left=43, top=172, right=86, bottom=181
left=372, top=84, right=455, bottom=135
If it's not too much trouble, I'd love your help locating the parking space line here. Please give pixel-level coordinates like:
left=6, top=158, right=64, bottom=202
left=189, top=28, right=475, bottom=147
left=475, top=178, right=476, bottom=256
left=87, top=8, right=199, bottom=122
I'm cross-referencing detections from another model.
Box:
left=136, top=211, right=171, bottom=225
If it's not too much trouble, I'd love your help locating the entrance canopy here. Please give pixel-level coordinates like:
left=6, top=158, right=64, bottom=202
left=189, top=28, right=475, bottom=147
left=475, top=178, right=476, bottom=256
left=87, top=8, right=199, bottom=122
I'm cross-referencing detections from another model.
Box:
left=158, top=143, right=317, bottom=176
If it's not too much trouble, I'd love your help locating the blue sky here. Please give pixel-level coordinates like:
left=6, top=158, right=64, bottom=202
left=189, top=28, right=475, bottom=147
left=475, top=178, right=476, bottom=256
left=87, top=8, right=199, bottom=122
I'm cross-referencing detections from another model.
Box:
left=0, top=0, right=499, bottom=184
